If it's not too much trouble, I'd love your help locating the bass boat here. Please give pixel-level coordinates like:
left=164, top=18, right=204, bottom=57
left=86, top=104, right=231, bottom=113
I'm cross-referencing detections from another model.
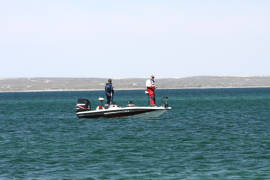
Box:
left=76, top=97, right=171, bottom=119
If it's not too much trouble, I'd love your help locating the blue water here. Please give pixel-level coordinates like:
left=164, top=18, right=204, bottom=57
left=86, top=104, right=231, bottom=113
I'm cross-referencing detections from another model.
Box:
left=0, top=88, right=270, bottom=179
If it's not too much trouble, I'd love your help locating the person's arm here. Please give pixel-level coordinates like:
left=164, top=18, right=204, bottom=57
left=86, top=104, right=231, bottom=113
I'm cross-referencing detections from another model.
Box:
left=146, top=80, right=155, bottom=90
left=150, top=80, right=156, bottom=89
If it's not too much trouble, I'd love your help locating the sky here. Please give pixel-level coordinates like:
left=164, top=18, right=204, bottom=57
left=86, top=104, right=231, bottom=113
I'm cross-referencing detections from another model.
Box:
left=0, top=0, right=270, bottom=78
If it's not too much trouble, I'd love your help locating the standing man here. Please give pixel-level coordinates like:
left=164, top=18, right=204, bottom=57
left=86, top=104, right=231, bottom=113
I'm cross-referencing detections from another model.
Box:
left=105, top=79, right=114, bottom=105
left=146, top=75, right=156, bottom=106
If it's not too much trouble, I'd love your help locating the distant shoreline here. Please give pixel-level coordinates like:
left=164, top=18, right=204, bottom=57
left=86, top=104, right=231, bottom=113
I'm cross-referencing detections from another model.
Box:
left=1, top=86, right=270, bottom=93
left=1, top=76, right=270, bottom=93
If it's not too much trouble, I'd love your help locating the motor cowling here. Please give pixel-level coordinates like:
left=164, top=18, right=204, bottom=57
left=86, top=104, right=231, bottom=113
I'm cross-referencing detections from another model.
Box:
left=76, top=99, right=91, bottom=112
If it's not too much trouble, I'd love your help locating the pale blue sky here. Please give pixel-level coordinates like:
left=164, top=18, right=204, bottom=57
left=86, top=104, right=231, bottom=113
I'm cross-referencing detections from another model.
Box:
left=1, top=0, right=270, bottom=78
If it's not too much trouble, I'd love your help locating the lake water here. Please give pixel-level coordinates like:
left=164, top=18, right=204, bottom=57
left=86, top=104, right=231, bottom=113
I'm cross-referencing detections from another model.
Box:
left=0, top=88, right=270, bottom=179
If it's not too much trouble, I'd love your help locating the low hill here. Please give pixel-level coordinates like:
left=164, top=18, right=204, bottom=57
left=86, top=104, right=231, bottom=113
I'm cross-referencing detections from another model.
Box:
left=1, top=76, right=270, bottom=92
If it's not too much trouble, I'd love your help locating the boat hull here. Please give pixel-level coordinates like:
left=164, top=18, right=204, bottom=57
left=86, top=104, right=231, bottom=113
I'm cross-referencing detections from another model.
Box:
left=76, top=106, right=171, bottom=118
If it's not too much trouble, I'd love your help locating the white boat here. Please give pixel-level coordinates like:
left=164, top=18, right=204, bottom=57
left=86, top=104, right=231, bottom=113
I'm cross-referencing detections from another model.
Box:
left=76, top=97, right=172, bottom=118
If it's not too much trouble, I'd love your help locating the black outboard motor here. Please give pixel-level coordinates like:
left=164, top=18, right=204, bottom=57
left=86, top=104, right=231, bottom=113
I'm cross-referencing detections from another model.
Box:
left=76, top=99, right=91, bottom=112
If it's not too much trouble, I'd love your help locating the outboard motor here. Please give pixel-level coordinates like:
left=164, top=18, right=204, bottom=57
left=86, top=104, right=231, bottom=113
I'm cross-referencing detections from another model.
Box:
left=76, top=99, right=91, bottom=112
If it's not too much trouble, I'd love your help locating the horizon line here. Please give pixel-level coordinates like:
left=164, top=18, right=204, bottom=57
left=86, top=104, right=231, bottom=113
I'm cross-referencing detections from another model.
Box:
left=1, top=75, right=270, bottom=79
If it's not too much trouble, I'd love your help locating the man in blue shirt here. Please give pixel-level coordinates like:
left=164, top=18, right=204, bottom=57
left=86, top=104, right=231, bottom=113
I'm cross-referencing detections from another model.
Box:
left=105, top=79, right=114, bottom=105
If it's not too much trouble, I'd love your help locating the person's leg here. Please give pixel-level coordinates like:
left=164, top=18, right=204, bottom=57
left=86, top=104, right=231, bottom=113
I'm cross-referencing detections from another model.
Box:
left=151, top=91, right=156, bottom=105
left=150, top=95, right=155, bottom=105
left=147, top=89, right=156, bottom=106
left=106, top=95, right=111, bottom=104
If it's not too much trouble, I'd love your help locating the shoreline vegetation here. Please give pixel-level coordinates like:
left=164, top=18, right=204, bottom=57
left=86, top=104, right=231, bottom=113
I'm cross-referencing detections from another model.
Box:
left=1, top=76, right=270, bottom=92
